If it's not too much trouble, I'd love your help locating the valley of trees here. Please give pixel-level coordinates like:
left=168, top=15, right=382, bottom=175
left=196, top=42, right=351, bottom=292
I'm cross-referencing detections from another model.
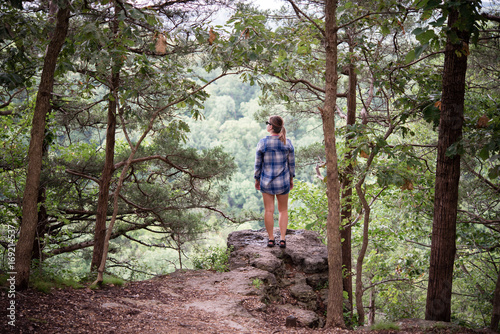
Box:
left=1, top=0, right=499, bottom=331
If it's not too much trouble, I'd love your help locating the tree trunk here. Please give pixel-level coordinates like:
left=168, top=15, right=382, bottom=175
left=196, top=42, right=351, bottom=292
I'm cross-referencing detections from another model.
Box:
left=94, top=152, right=133, bottom=286
left=355, top=183, right=370, bottom=325
left=32, top=187, right=48, bottom=261
left=341, top=33, right=356, bottom=320
left=425, top=8, right=469, bottom=321
left=91, top=74, right=118, bottom=272
left=368, top=282, right=375, bottom=326
left=91, top=1, right=120, bottom=273
left=15, top=2, right=70, bottom=290
left=32, top=131, right=52, bottom=261
left=491, top=270, right=500, bottom=332
left=353, top=126, right=389, bottom=326
left=323, top=0, right=345, bottom=328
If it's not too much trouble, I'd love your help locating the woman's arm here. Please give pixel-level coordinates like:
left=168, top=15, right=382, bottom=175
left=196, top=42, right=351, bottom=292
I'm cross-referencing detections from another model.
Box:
left=288, top=141, right=296, bottom=178
left=254, top=139, right=265, bottom=189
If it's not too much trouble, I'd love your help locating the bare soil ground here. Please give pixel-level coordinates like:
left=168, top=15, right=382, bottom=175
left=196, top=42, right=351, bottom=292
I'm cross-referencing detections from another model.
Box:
left=0, top=270, right=494, bottom=334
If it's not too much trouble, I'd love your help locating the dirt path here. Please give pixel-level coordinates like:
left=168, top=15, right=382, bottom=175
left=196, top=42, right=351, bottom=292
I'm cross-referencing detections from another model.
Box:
left=0, top=270, right=324, bottom=333
left=0, top=269, right=492, bottom=334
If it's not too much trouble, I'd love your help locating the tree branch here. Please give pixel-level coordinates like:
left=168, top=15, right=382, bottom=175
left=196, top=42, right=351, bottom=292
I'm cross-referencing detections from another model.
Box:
left=458, top=209, right=500, bottom=228
left=286, top=78, right=326, bottom=93
left=482, top=13, right=500, bottom=23
left=1, top=88, right=25, bottom=114
left=45, top=221, right=151, bottom=256
left=286, top=0, right=325, bottom=37
left=362, top=277, right=411, bottom=293
left=66, top=169, right=101, bottom=184
left=463, top=159, right=500, bottom=193
left=389, top=50, right=444, bottom=79
left=338, top=11, right=409, bottom=31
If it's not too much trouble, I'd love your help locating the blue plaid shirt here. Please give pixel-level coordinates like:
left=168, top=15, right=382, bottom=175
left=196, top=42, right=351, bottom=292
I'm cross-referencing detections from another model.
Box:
left=254, top=136, right=295, bottom=195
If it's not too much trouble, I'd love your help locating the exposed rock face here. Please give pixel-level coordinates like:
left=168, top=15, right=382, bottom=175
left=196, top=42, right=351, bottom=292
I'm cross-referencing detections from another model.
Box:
left=227, top=228, right=329, bottom=328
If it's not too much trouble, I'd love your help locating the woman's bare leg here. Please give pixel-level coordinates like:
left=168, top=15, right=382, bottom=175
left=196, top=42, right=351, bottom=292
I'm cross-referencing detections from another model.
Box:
left=262, top=192, right=276, bottom=240
left=276, top=193, right=289, bottom=241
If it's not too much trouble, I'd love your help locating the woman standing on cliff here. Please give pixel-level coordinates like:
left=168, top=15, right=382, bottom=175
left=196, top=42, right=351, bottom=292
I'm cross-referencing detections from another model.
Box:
left=254, top=115, right=295, bottom=248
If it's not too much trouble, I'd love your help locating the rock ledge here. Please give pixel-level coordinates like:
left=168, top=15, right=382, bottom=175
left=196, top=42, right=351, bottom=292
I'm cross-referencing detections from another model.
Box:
left=227, top=228, right=330, bottom=328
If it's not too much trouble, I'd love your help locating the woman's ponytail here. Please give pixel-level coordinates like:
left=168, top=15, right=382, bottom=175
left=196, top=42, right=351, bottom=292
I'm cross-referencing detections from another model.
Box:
left=269, top=115, right=287, bottom=145
left=278, top=126, right=286, bottom=145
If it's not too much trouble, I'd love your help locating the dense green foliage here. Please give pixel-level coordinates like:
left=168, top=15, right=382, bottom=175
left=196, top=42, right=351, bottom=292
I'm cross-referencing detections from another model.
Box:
left=191, top=245, right=233, bottom=272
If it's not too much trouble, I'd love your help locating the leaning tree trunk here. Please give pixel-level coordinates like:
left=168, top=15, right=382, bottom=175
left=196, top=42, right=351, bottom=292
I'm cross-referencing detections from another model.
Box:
left=355, top=183, right=370, bottom=325
left=91, top=67, right=118, bottom=272
left=425, top=7, right=469, bottom=322
left=341, top=31, right=357, bottom=319
left=15, top=2, right=70, bottom=290
left=94, top=150, right=134, bottom=286
left=323, top=0, right=345, bottom=328
left=91, top=0, right=121, bottom=273
left=354, top=120, right=393, bottom=325
left=32, top=129, right=52, bottom=261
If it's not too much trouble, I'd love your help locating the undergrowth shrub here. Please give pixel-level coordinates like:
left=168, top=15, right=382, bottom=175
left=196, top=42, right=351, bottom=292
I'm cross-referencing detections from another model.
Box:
left=30, top=270, right=84, bottom=293
left=89, top=275, right=126, bottom=290
left=191, top=245, right=233, bottom=272
left=370, top=322, right=400, bottom=331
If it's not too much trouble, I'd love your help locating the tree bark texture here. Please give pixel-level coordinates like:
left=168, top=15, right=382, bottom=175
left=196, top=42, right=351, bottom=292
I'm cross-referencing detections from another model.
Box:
left=15, top=2, right=70, bottom=290
left=341, top=34, right=356, bottom=317
left=323, top=0, right=345, bottom=328
left=355, top=183, right=371, bottom=325
left=32, top=187, right=48, bottom=260
left=91, top=73, right=118, bottom=272
left=95, top=151, right=133, bottom=285
left=368, top=282, right=375, bottom=326
left=91, top=1, right=121, bottom=273
left=32, top=131, right=52, bottom=260
left=425, top=8, right=469, bottom=322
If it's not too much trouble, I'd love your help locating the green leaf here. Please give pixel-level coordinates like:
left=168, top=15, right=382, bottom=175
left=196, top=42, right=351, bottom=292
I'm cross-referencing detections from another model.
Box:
left=381, top=25, right=390, bottom=36
left=423, top=0, right=441, bottom=11
left=478, top=147, right=489, bottom=160
left=376, top=137, right=388, bottom=148
left=430, top=15, right=447, bottom=27
left=446, top=141, right=464, bottom=157
left=405, top=50, right=416, bottom=63
left=416, top=30, right=436, bottom=44
left=421, top=10, right=433, bottom=21
left=412, top=27, right=425, bottom=36
left=422, top=103, right=440, bottom=128
left=414, top=44, right=427, bottom=59
left=488, top=165, right=500, bottom=179
left=448, top=30, right=460, bottom=44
